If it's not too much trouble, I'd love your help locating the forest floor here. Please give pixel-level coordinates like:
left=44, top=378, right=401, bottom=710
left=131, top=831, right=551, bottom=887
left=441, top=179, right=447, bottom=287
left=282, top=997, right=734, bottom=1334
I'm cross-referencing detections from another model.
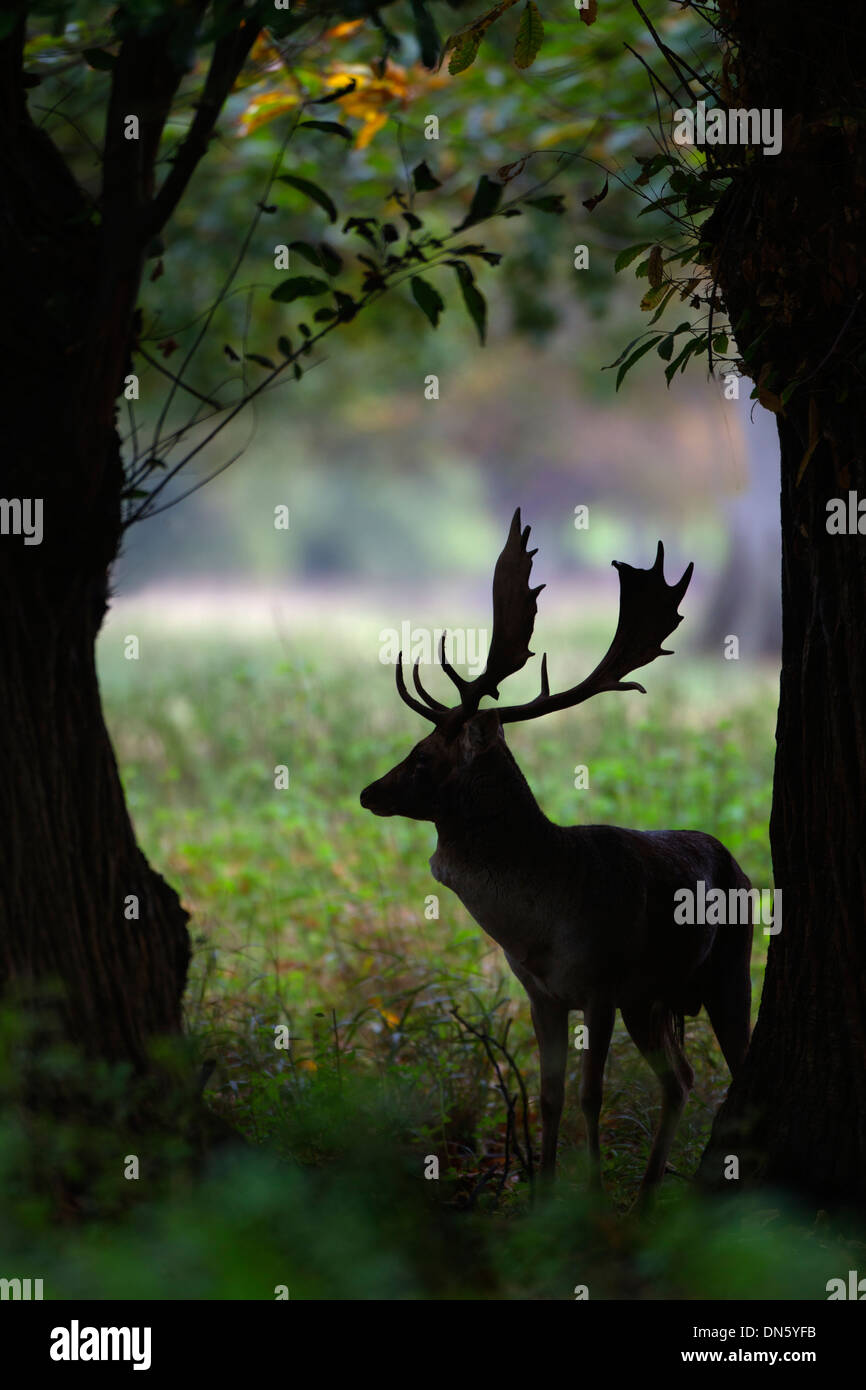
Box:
left=4, top=591, right=858, bottom=1298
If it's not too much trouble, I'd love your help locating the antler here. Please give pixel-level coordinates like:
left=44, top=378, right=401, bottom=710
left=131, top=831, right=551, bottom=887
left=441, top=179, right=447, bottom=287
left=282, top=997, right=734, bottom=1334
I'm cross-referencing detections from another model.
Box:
left=393, top=508, right=543, bottom=725
left=495, top=541, right=693, bottom=725
left=439, top=507, right=545, bottom=716
left=395, top=653, right=444, bottom=724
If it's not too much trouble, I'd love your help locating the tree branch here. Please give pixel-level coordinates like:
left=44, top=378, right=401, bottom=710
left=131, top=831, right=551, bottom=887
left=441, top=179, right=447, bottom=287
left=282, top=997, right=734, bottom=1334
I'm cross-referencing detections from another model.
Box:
left=149, top=6, right=261, bottom=237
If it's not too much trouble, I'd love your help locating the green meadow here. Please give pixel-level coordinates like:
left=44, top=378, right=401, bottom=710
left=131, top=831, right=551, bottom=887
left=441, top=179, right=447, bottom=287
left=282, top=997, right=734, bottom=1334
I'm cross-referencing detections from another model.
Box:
left=6, top=601, right=854, bottom=1300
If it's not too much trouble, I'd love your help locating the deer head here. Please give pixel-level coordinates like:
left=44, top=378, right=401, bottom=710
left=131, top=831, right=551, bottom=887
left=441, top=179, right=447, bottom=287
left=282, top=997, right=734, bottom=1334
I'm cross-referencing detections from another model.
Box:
left=360, top=509, right=693, bottom=824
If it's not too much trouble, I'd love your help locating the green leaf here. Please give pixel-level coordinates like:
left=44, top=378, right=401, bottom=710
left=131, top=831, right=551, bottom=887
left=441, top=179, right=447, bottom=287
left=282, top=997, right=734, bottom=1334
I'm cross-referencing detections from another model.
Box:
left=413, top=161, right=441, bottom=192
left=614, top=242, right=653, bottom=273
left=270, top=277, right=331, bottom=304
left=712, top=332, right=729, bottom=354
left=246, top=353, right=276, bottom=369
left=448, top=29, right=484, bottom=74
left=299, top=120, right=352, bottom=140
left=635, top=155, right=677, bottom=191
left=526, top=194, right=565, bottom=214
left=647, top=286, right=677, bottom=324
left=514, top=2, right=544, bottom=69
left=277, top=336, right=293, bottom=358
left=410, top=0, right=442, bottom=69
left=333, top=291, right=357, bottom=321
left=454, top=243, right=503, bottom=265
left=289, top=241, right=322, bottom=268
left=411, top=275, right=445, bottom=328
left=454, top=174, right=502, bottom=231
left=657, top=336, right=675, bottom=361
left=607, top=336, right=660, bottom=391
left=318, top=244, right=343, bottom=276
left=605, top=332, right=646, bottom=369
left=450, top=261, right=487, bottom=345
left=664, top=338, right=701, bottom=386
left=277, top=175, right=337, bottom=224
left=343, top=216, right=378, bottom=245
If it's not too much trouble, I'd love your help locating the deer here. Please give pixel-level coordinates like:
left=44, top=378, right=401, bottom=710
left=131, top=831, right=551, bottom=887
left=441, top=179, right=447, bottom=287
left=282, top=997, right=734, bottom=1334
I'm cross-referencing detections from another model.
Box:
left=360, top=510, right=753, bottom=1206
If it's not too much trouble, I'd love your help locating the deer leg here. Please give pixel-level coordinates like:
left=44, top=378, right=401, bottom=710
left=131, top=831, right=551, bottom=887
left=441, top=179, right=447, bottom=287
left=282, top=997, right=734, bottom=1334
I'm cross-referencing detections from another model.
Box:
left=529, top=997, right=569, bottom=1181
left=621, top=1001, right=694, bottom=1209
left=579, top=997, right=615, bottom=1190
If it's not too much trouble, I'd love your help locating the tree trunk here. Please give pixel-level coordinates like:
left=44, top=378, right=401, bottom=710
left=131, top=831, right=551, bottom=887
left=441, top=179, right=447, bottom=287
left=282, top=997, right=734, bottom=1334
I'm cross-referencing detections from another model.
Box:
left=697, top=0, right=866, bottom=1203
left=0, top=23, right=191, bottom=1082
left=0, top=577, right=190, bottom=1069
left=700, top=408, right=866, bottom=1202
left=0, top=438, right=191, bottom=1072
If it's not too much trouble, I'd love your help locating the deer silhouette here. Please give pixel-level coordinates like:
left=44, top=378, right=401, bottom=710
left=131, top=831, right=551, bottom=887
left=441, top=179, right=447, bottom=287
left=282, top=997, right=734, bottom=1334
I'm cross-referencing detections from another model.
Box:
left=360, top=510, right=752, bottom=1203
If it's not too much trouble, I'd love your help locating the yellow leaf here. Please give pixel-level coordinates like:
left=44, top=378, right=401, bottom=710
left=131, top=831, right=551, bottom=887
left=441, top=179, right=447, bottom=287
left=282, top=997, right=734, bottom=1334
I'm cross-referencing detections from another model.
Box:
left=355, top=110, right=388, bottom=148
left=325, top=19, right=366, bottom=39
left=323, top=62, right=410, bottom=146
left=238, top=90, right=300, bottom=136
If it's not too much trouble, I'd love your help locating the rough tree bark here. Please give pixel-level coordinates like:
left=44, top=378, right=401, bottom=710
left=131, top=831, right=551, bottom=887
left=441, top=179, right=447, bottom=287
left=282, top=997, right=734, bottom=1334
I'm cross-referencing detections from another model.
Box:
left=0, top=30, right=191, bottom=1073
left=697, top=0, right=866, bottom=1204
left=0, top=7, right=256, bottom=1084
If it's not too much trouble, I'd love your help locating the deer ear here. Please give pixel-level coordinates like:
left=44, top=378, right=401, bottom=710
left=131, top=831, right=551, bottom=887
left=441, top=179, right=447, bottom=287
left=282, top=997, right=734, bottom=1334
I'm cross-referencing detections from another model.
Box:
left=461, top=709, right=503, bottom=755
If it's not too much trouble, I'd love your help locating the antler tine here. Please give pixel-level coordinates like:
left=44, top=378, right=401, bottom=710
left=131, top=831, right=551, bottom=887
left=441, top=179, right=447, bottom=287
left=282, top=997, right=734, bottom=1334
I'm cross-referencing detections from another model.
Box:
left=497, top=542, right=693, bottom=725
left=412, top=660, right=448, bottom=712
left=395, top=652, right=442, bottom=724
left=510, top=651, right=551, bottom=714
left=439, top=631, right=470, bottom=700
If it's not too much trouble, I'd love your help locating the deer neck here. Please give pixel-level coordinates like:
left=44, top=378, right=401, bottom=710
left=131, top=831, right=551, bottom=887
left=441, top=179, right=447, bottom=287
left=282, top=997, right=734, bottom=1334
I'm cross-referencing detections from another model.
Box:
left=430, top=743, right=554, bottom=947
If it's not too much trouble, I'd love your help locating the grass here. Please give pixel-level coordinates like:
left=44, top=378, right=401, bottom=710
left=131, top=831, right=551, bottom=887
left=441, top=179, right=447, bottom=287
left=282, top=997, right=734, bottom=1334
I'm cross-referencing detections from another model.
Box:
left=101, top=615, right=776, bottom=1208
left=8, top=609, right=854, bottom=1299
